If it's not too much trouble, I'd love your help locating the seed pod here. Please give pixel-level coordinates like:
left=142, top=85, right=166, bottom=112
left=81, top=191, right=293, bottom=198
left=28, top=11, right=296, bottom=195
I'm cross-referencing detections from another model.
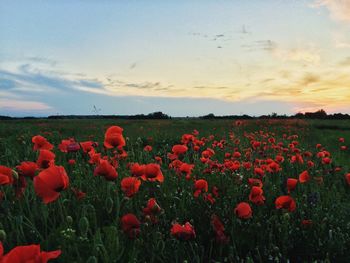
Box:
left=66, top=216, right=73, bottom=226
left=0, top=229, right=6, bottom=242
left=79, top=216, right=90, bottom=237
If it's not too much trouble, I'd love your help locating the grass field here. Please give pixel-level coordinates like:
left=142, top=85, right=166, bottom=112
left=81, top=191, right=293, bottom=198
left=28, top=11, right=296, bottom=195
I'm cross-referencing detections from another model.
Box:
left=0, top=118, right=350, bottom=262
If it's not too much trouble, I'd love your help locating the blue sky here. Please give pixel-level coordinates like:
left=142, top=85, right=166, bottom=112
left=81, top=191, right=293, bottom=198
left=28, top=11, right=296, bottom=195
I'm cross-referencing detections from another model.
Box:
left=1, top=0, right=350, bottom=116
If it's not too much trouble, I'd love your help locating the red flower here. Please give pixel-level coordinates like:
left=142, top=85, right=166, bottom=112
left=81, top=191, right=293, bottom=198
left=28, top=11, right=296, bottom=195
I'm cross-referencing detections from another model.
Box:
left=80, top=141, right=96, bottom=153
left=144, top=145, right=152, bottom=152
left=301, top=219, right=313, bottom=227
left=170, top=222, right=196, bottom=241
left=234, top=202, right=252, bottom=219
left=211, top=214, right=229, bottom=244
left=94, top=160, right=118, bottom=181
left=194, top=179, right=208, bottom=197
left=17, top=161, right=38, bottom=178
left=275, top=195, right=296, bottom=212
left=345, top=173, right=350, bottom=186
left=299, top=170, right=310, bottom=183
left=59, top=139, right=80, bottom=153
left=322, top=157, right=331, bottom=165
left=121, top=213, right=141, bottom=239
left=249, top=186, right=265, bottom=205
left=32, top=135, right=53, bottom=151
left=141, top=163, right=164, bottom=183
left=121, top=177, right=141, bottom=197
left=37, top=150, right=55, bottom=169
left=143, top=198, right=161, bottom=223
left=71, top=187, right=86, bottom=200
left=0, top=165, right=13, bottom=185
left=172, top=145, right=188, bottom=156
left=0, top=242, right=61, bottom=263
left=33, top=165, right=69, bottom=204
left=287, top=178, right=298, bottom=193
left=104, top=126, right=126, bottom=149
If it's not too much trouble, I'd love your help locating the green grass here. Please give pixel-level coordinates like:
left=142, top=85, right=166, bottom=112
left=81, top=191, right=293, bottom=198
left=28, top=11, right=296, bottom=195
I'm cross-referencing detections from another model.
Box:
left=0, top=118, right=350, bottom=262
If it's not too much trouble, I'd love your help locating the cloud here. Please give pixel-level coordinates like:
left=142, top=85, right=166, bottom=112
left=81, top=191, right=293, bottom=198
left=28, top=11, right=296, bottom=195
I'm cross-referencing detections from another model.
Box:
left=241, top=40, right=277, bottom=52
left=300, top=73, right=320, bottom=86
left=339, top=56, right=350, bottom=66
left=272, top=47, right=321, bottom=64
left=0, top=98, right=52, bottom=111
left=312, top=0, right=350, bottom=23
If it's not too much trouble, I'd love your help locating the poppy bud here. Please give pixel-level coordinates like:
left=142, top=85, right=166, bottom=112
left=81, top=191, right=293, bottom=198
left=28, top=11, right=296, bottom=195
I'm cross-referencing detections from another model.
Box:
left=105, top=197, right=114, bottom=214
left=0, top=229, right=6, bottom=242
left=86, top=256, right=98, bottom=263
left=66, top=216, right=73, bottom=226
left=79, top=216, right=90, bottom=237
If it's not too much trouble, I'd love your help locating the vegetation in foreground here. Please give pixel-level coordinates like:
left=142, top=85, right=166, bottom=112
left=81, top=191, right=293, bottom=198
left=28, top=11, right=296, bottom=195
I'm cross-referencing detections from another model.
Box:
left=0, top=119, right=350, bottom=262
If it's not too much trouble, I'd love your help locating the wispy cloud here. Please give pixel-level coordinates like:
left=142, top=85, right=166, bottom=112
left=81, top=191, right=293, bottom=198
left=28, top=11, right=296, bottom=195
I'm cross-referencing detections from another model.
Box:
left=312, top=0, right=350, bottom=23
left=272, top=47, right=321, bottom=64
left=0, top=98, right=52, bottom=111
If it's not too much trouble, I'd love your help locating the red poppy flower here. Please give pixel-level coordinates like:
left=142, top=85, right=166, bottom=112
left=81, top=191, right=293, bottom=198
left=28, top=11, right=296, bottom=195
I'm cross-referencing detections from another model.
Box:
left=0, top=242, right=61, bottom=263
left=248, top=178, right=263, bottom=188
left=104, top=126, right=126, bottom=149
left=141, top=163, right=164, bottom=183
left=80, top=141, right=96, bottom=153
left=170, top=222, right=196, bottom=241
left=211, top=214, right=229, bottom=244
left=171, top=145, right=188, bottom=156
left=71, top=187, right=86, bottom=200
left=94, top=160, right=118, bottom=181
left=37, top=150, right=55, bottom=169
left=287, top=178, right=298, bottom=193
left=249, top=186, right=265, bottom=205
left=33, top=165, right=69, bottom=204
left=275, top=195, right=296, bottom=212
left=144, top=145, right=152, bottom=152
left=299, top=170, right=310, bottom=183
left=32, top=135, right=53, bottom=151
left=121, top=177, right=141, bottom=197
left=194, top=179, right=208, bottom=197
left=322, top=157, right=331, bottom=165
left=234, top=202, right=252, bottom=219
left=121, top=213, right=141, bottom=239
left=143, top=198, right=161, bottom=216
left=345, top=173, right=350, bottom=186
left=0, top=165, right=14, bottom=185
left=301, top=219, right=313, bottom=227
left=17, top=161, right=38, bottom=178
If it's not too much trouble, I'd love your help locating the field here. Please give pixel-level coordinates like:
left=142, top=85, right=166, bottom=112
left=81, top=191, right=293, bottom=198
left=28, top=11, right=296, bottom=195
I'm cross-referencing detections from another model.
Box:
left=0, top=118, right=350, bottom=262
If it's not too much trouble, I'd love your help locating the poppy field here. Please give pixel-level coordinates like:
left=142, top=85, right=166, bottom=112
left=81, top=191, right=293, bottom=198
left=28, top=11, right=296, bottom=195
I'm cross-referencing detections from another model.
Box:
left=0, top=118, right=350, bottom=262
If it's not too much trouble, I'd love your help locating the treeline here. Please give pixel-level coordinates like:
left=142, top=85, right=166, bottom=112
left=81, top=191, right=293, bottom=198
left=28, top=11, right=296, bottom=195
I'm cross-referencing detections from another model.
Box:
left=1, top=109, right=350, bottom=120
left=200, top=110, right=350, bottom=120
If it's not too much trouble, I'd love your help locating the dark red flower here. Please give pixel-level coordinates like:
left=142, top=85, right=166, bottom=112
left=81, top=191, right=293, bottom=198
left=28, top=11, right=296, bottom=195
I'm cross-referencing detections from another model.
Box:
left=234, top=202, right=252, bottom=219
left=121, top=177, right=141, bottom=197
left=0, top=165, right=13, bottom=185
left=33, top=165, right=69, bottom=204
left=299, top=170, right=310, bottom=183
left=141, top=163, right=164, bottom=183
left=0, top=242, right=61, bottom=263
left=36, top=150, right=55, bottom=169
left=194, top=179, right=208, bottom=197
left=17, top=161, right=38, bottom=178
left=249, top=186, right=265, bottom=205
left=345, top=173, right=350, bottom=186
left=275, top=195, right=296, bottom=212
left=170, top=222, right=196, bottom=241
left=121, top=213, right=141, bottom=239
left=287, top=178, right=298, bottom=193
left=94, top=160, right=118, bottom=181
left=32, top=135, right=53, bottom=151
left=211, top=214, right=229, bottom=244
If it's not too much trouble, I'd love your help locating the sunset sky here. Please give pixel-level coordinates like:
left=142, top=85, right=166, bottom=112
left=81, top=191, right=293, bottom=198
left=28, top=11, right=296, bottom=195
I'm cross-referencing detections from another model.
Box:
left=1, top=0, right=350, bottom=116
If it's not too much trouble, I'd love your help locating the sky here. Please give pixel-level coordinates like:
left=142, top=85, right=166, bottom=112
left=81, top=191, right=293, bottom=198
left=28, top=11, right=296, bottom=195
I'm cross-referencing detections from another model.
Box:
left=0, top=0, right=350, bottom=117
